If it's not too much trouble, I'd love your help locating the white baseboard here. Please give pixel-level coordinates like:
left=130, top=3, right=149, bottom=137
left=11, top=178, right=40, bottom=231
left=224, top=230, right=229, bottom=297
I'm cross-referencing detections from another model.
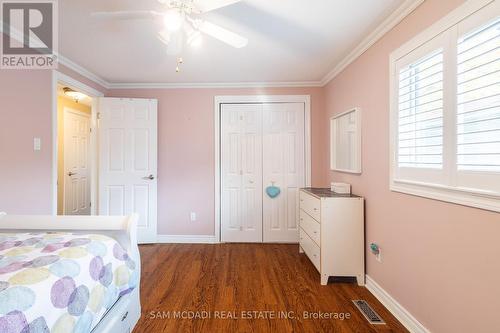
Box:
left=156, top=235, right=217, bottom=244
left=365, top=275, right=430, bottom=333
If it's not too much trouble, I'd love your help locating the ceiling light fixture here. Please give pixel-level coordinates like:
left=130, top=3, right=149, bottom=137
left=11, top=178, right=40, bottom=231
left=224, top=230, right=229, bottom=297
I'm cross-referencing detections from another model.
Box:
left=63, top=87, right=87, bottom=103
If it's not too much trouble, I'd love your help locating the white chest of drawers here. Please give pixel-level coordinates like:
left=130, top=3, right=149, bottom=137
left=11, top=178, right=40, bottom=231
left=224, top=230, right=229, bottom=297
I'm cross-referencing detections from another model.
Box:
left=299, top=188, right=365, bottom=285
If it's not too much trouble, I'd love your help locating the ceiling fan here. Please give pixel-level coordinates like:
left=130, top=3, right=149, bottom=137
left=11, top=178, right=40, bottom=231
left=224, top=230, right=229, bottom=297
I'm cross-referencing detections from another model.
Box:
left=91, top=0, right=248, bottom=58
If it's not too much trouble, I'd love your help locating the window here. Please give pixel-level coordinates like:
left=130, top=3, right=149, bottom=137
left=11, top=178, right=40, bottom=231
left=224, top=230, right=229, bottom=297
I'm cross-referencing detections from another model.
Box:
left=390, top=1, right=500, bottom=212
left=331, top=108, right=362, bottom=173
left=457, top=19, right=500, bottom=173
left=398, top=49, right=444, bottom=170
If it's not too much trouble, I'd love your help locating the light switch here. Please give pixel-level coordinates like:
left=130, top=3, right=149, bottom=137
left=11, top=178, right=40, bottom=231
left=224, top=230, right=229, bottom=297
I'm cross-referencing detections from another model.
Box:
left=34, top=137, right=41, bottom=151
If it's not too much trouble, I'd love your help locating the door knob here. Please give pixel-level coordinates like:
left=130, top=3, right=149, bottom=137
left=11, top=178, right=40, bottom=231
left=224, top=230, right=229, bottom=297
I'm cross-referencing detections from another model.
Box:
left=68, top=172, right=77, bottom=176
left=144, top=175, right=155, bottom=180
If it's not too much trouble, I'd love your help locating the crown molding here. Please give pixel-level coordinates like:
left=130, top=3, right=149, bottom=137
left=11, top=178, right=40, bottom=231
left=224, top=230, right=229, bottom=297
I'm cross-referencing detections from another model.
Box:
left=56, top=55, right=323, bottom=89
left=107, top=81, right=323, bottom=89
left=57, top=55, right=111, bottom=90
left=0, top=21, right=113, bottom=89
left=57, top=55, right=323, bottom=89
left=320, top=0, right=425, bottom=86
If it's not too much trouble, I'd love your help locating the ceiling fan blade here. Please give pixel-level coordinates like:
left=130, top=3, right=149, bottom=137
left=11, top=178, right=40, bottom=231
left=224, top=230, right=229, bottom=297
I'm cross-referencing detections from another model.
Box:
left=157, top=29, right=171, bottom=46
left=197, top=21, right=248, bottom=48
left=91, top=11, right=161, bottom=20
left=195, top=0, right=242, bottom=13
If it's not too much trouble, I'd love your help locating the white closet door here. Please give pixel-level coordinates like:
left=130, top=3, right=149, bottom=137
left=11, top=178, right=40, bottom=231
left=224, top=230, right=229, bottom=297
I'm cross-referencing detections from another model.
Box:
left=98, top=98, right=158, bottom=244
left=221, top=104, right=263, bottom=242
left=263, top=103, right=305, bottom=242
left=63, top=109, right=91, bottom=215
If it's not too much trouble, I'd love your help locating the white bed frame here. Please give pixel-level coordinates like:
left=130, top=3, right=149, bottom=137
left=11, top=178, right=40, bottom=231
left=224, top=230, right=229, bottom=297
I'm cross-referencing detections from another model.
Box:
left=0, top=213, right=141, bottom=333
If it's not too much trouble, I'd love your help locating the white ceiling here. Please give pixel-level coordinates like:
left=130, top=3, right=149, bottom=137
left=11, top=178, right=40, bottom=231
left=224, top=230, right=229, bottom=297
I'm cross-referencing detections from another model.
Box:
left=59, top=0, right=405, bottom=84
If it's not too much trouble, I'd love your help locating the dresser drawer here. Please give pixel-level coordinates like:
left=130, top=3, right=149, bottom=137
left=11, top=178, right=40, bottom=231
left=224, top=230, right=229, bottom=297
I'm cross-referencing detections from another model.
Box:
left=299, top=191, right=320, bottom=220
left=300, top=228, right=320, bottom=271
left=300, top=210, right=320, bottom=246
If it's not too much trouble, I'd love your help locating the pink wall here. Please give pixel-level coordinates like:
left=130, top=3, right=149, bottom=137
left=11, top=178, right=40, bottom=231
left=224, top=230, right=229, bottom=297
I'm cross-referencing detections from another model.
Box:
left=107, top=87, right=326, bottom=235
left=0, top=69, right=53, bottom=214
left=0, top=63, right=106, bottom=215
left=323, top=0, right=500, bottom=332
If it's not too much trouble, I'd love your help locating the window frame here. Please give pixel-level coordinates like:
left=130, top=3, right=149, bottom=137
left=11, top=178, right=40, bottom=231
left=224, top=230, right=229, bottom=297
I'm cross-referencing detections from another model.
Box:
left=389, top=0, right=500, bottom=213
left=393, top=32, right=449, bottom=185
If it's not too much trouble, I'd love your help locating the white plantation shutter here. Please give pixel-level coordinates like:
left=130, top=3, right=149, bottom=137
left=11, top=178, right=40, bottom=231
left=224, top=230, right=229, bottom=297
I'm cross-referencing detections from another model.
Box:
left=390, top=1, right=500, bottom=212
left=457, top=18, right=500, bottom=172
left=398, top=49, right=444, bottom=169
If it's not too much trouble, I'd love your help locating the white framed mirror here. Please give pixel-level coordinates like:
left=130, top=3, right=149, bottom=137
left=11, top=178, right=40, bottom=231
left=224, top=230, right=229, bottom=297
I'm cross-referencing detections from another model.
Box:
left=330, top=107, right=362, bottom=173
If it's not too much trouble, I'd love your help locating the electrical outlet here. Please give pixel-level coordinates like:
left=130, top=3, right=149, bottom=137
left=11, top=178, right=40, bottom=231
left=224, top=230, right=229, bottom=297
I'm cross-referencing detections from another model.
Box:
left=34, top=137, right=41, bottom=151
left=190, top=212, right=196, bottom=222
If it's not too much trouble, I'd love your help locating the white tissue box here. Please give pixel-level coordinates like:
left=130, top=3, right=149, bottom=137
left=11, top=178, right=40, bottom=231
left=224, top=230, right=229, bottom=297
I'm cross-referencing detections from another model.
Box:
left=331, top=182, right=351, bottom=194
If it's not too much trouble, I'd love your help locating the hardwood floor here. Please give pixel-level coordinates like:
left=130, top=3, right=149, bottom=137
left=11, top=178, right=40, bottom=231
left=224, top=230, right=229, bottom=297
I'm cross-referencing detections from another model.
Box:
left=134, top=244, right=408, bottom=333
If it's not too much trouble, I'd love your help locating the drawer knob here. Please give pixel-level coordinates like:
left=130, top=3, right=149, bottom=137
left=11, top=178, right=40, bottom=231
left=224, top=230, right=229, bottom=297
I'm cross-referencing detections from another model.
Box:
left=300, top=218, right=303, bottom=221
left=313, top=208, right=318, bottom=211
left=313, top=231, right=317, bottom=234
left=313, top=254, right=317, bottom=257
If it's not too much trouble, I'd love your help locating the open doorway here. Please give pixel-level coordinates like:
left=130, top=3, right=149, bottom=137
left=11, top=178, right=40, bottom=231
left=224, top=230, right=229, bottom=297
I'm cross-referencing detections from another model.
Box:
left=57, top=84, right=93, bottom=215
left=53, top=71, right=103, bottom=216
left=52, top=73, right=158, bottom=242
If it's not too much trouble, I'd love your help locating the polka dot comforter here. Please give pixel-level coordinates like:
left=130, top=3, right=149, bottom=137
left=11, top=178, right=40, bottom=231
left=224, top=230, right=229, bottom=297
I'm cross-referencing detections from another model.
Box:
left=0, top=232, right=138, bottom=333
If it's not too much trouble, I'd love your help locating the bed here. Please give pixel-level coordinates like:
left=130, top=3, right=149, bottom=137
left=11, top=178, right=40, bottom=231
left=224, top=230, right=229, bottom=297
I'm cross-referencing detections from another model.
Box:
left=0, top=213, right=141, bottom=333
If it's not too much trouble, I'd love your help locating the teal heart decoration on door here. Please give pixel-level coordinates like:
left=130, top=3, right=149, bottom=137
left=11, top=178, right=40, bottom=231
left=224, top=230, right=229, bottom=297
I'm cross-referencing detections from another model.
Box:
left=266, top=185, right=281, bottom=198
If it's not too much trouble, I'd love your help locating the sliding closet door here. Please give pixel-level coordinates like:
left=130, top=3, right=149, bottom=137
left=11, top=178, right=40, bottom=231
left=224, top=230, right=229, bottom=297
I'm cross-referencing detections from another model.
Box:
left=263, top=103, right=305, bottom=242
left=221, top=104, right=263, bottom=242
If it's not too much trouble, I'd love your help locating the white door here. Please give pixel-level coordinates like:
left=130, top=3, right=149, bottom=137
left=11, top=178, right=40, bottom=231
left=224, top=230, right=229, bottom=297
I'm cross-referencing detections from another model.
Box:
left=64, top=108, right=91, bottom=215
left=220, top=102, right=306, bottom=243
left=263, top=103, right=305, bottom=242
left=221, top=104, right=263, bottom=242
left=98, top=98, right=158, bottom=243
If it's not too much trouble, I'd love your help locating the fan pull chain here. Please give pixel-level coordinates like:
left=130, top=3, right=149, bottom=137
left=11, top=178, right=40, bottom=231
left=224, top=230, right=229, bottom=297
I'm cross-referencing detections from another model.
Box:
left=176, top=57, right=184, bottom=72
